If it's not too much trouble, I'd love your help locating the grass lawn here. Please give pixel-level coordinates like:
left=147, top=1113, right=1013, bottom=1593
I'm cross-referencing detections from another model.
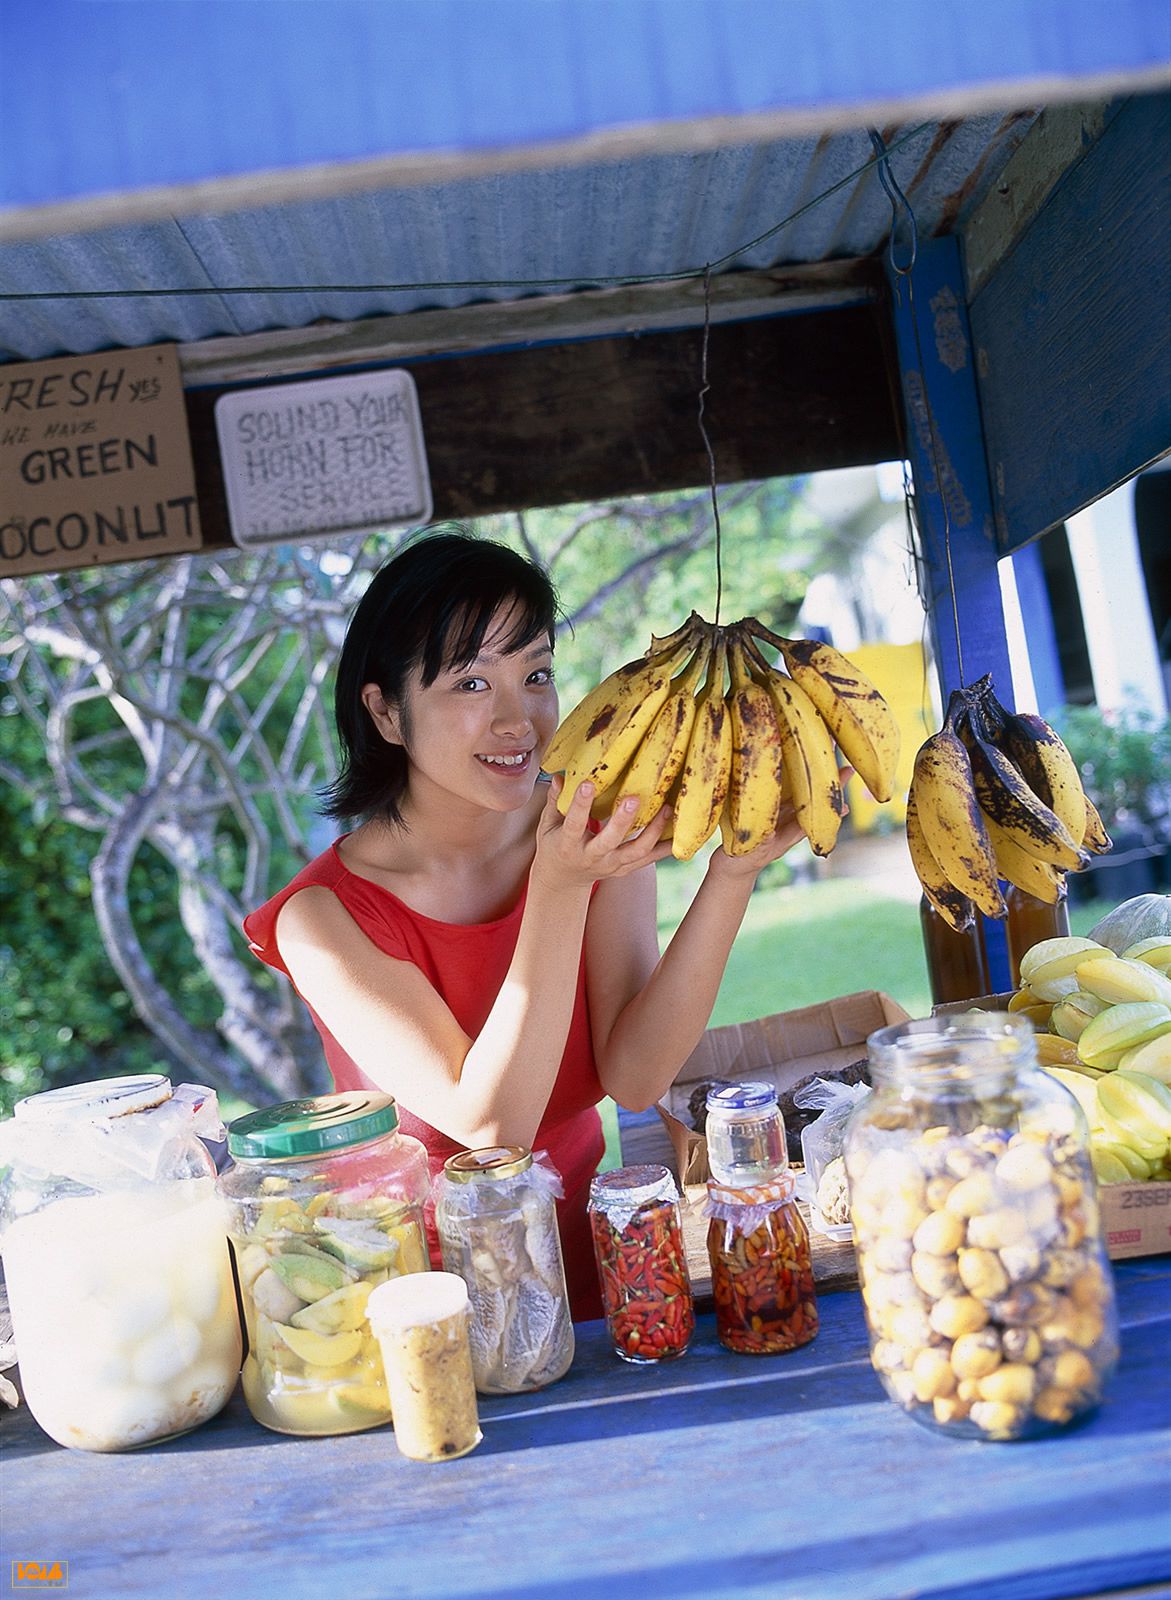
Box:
left=596, top=856, right=1115, bottom=1169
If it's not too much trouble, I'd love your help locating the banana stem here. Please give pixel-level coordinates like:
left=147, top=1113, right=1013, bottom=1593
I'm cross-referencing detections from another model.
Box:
left=737, top=629, right=777, bottom=679
left=742, top=617, right=791, bottom=652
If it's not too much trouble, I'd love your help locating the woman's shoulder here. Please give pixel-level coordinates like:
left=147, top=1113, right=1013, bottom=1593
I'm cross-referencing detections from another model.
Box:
left=243, top=843, right=361, bottom=974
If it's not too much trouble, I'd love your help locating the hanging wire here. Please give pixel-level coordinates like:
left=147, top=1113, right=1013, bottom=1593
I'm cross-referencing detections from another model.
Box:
left=868, top=126, right=965, bottom=687
left=0, top=124, right=934, bottom=303
left=696, top=265, right=724, bottom=627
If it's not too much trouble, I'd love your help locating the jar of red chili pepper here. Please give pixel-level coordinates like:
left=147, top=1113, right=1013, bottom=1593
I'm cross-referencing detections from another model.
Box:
left=588, top=1165, right=695, bottom=1364
left=705, top=1172, right=819, bottom=1355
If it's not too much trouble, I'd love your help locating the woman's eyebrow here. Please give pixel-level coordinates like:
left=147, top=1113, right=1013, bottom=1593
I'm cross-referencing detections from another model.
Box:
left=451, top=641, right=553, bottom=670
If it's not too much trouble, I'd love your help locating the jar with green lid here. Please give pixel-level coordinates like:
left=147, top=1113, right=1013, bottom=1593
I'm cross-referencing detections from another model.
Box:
left=844, top=1013, right=1118, bottom=1441
left=0, top=1075, right=241, bottom=1452
left=216, top=1091, right=430, bottom=1436
left=434, top=1146, right=574, bottom=1394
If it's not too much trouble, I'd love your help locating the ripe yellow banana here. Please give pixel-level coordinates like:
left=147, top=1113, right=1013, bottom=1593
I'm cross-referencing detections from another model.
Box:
left=555, top=630, right=703, bottom=803
left=671, top=636, right=734, bottom=860
left=910, top=717, right=1006, bottom=919
left=542, top=624, right=700, bottom=778
left=722, top=635, right=785, bottom=855
left=741, top=632, right=845, bottom=857
left=984, top=694, right=1088, bottom=848
left=608, top=631, right=712, bottom=831
left=1082, top=794, right=1113, bottom=855
left=980, top=809, right=1067, bottom=905
left=745, top=620, right=900, bottom=802
left=962, top=698, right=1088, bottom=873
left=906, top=790, right=976, bottom=932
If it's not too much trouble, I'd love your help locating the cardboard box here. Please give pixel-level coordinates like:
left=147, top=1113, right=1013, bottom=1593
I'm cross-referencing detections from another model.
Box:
left=657, top=990, right=911, bottom=1187
left=934, top=995, right=1171, bottom=1260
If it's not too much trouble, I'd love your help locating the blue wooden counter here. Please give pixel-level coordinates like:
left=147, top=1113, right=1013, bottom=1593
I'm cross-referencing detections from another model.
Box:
left=2, top=1259, right=1169, bottom=1600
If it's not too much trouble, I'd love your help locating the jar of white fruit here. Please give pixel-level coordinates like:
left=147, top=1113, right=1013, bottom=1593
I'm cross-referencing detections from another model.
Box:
left=0, top=1075, right=242, bottom=1451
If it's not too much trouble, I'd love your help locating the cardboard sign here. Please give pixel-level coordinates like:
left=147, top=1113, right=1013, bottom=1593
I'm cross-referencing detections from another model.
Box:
left=214, top=368, right=432, bottom=548
left=0, top=345, right=202, bottom=577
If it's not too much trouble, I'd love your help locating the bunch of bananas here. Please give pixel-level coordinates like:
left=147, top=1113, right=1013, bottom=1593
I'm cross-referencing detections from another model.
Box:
left=1004, top=934, right=1171, bottom=1183
left=907, top=674, right=1111, bottom=932
left=542, top=613, right=900, bottom=861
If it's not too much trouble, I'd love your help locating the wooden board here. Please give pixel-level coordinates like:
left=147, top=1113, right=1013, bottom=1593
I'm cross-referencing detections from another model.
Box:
left=184, top=302, right=900, bottom=550
left=971, top=89, right=1171, bottom=550
left=3, top=1260, right=1169, bottom=1600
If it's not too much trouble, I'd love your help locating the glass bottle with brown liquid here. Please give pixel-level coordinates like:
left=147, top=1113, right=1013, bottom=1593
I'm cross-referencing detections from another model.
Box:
left=919, top=895, right=991, bottom=1006
left=1004, top=884, right=1071, bottom=988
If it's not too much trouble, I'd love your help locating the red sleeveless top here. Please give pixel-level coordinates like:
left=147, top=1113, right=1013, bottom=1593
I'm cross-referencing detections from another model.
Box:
left=243, top=842, right=605, bottom=1320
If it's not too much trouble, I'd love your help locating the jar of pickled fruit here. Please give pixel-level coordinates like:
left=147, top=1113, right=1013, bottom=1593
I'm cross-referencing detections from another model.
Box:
left=844, top=1013, right=1118, bottom=1441
left=434, top=1146, right=574, bottom=1394
left=706, top=1173, right=819, bottom=1355
left=588, top=1164, right=694, bottom=1363
left=216, top=1091, right=430, bottom=1436
left=0, top=1075, right=242, bottom=1452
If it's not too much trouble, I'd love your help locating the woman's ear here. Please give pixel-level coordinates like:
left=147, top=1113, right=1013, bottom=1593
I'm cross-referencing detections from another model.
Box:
left=360, top=683, right=403, bottom=745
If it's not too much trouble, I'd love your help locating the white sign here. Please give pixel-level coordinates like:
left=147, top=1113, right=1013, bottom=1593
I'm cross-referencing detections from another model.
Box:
left=215, top=368, right=431, bottom=547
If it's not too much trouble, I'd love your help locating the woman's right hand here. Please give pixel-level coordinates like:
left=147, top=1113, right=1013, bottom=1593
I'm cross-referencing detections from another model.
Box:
left=531, top=775, right=674, bottom=892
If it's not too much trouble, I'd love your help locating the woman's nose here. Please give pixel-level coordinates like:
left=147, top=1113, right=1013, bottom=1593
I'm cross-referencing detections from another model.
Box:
left=492, top=691, right=533, bottom=737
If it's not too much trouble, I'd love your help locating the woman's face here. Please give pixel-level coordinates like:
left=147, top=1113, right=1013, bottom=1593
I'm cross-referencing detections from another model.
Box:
left=389, top=605, right=558, bottom=816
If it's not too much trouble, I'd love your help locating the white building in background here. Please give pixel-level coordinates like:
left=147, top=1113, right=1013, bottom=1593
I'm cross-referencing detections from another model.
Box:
left=795, top=460, right=1171, bottom=725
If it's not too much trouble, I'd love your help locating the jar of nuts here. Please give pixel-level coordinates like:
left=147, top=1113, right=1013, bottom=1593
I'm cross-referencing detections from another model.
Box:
left=843, top=1012, right=1118, bottom=1441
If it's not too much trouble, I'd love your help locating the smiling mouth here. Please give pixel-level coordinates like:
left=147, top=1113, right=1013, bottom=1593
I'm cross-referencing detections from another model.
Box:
left=476, top=752, right=531, bottom=769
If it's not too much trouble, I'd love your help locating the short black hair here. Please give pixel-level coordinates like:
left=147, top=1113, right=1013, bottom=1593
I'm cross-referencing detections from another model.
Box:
left=321, top=525, right=560, bottom=825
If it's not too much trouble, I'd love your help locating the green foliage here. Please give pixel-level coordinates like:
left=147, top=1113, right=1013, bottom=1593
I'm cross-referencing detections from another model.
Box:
left=1059, top=703, right=1171, bottom=829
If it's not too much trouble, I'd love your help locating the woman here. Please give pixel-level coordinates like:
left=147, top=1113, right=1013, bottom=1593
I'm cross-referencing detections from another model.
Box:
left=244, top=528, right=808, bottom=1319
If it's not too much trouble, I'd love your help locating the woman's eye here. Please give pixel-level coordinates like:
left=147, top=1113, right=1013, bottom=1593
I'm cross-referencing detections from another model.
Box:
left=456, top=677, right=489, bottom=692
left=527, top=668, right=553, bottom=686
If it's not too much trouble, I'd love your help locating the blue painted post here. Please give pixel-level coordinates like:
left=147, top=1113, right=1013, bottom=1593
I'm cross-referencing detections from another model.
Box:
left=1012, top=539, right=1067, bottom=721
left=887, top=236, right=1014, bottom=991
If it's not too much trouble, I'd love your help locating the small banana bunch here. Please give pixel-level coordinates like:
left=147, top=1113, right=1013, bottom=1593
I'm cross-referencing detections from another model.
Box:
left=542, top=613, right=900, bottom=861
left=1004, top=934, right=1171, bottom=1183
left=907, top=674, right=1110, bottom=931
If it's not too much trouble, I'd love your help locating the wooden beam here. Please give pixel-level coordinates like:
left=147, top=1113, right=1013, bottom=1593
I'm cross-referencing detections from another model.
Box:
left=961, top=99, right=1115, bottom=299
left=185, top=300, right=900, bottom=550
left=177, top=263, right=883, bottom=389
left=970, top=90, right=1171, bottom=552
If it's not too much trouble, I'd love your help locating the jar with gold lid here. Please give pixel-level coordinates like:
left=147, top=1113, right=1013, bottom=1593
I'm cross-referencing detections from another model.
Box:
left=434, top=1145, right=574, bottom=1394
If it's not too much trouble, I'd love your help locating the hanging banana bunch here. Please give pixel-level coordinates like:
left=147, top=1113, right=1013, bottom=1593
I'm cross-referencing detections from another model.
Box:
left=907, top=674, right=1111, bottom=931
left=543, top=614, right=901, bottom=862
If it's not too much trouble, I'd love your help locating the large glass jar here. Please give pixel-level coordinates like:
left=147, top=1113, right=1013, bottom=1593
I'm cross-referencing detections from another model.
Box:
left=588, top=1164, right=694, bottom=1363
left=217, top=1091, right=430, bottom=1436
left=844, top=1014, right=1118, bottom=1441
left=434, top=1146, right=574, bottom=1394
left=0, top=1075, right=242, bottom=1452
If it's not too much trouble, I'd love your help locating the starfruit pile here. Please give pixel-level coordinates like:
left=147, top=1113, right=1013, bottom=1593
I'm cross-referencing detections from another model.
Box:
left=1007, top=934, right=1171, bottom=1184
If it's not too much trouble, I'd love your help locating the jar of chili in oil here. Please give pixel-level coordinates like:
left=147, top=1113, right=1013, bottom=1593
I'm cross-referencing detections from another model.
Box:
left=704, top=1084, right=818, bottom=1356
left=588, top=1165, right=694, bottom=1363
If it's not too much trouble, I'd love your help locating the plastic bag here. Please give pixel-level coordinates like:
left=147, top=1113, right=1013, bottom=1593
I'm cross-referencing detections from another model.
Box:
left=792, top=1077, right=870, bottom=1238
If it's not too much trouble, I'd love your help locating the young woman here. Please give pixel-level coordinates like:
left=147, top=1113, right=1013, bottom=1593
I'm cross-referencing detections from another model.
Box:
left=244, top=528, right=808, bottom=1319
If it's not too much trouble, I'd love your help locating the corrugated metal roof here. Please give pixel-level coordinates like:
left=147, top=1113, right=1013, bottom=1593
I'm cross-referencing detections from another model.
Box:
left=0, top=112, right=1039, bottom=366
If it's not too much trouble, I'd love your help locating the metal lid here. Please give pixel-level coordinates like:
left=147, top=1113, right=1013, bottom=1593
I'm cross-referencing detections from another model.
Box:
left=705, top=1081, right=778, bottom=1115
left=444, top=1145, right=532, bottom=1182
left=227, top=1091, right=399, bottom=1159
left=15, top=1074, right=173, bottom=1124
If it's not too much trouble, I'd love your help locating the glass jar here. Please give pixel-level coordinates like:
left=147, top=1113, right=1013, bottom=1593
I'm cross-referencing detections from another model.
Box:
left=705, top=1082, right=788, bottom=1186
left=216, top=1091, right=430, bottom=1436
left=844, top=1013, right=1118, bottom=1441
left=706, top=1173, right=819, bottom=1355
left=0, top=1075, right=242, bottom=1452
left=434, top=1146, right=574, bottom=1394
left=588, top=1164, right=694, bottom=1363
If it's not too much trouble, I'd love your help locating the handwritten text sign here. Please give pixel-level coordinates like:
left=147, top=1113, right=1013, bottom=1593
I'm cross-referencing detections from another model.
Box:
left=215, top=369, right=432, bottom=548
left=0, top=345, right=201, bottom=577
